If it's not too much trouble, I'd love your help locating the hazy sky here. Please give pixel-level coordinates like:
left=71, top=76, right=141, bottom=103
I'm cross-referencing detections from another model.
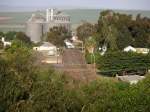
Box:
left=0, top=0, right=150, bottom=10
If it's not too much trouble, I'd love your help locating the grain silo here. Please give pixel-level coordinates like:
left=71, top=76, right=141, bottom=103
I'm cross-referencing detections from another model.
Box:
left=26, top=14, right=45, bottom=43
left=26, top=9, right=71, bottom=43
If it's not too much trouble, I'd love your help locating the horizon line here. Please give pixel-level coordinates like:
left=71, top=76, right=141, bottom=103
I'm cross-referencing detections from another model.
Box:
left=0, top=8, right=150, bottom=12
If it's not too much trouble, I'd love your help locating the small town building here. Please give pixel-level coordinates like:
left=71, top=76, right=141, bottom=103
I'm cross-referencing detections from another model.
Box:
left=116, top=75, right=145, bottom=85
left=124, top=46, right=149, bottom=54
left=1, top=37, right=11, bottom=47
left=33, top=42, right=57, bottom=55
left=135, top=48, right=149, bottom=54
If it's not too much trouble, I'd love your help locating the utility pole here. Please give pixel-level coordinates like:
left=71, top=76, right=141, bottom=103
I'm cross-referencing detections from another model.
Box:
left=57, top=48, right=59, bottom=64
left=93, top=53, right=96, bottom=73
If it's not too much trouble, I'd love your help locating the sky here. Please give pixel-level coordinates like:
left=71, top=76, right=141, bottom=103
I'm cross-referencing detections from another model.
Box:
left=0, top=0, right=150, bottom=11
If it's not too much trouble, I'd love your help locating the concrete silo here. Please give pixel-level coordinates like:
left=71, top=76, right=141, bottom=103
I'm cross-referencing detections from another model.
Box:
left=26, top=9, right=71, bottom=43
left=26, top=14, right=45, bottom=43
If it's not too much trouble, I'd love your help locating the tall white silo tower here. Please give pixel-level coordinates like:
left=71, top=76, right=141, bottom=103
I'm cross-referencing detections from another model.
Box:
left=46, top=8, right=55, bottom=22
left=26, top=14, right=45, bottom=43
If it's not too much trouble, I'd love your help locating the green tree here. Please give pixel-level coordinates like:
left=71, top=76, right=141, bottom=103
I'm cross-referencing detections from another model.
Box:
left=77, top=22, right=96, bottom=42
left=47, top=26, right=71, bottom=47
left=111, top=74, right=150, bottom=112
left=0, top=40, right=3, bottom=49
left=96, top=10, right=150, bottom=51
left=116, top=26, right=133, bottom=50
left=0, top=32, right=5, bottom=37
left=5, top=31, right=17, bottom=41
left=0, top=40, right=35, bottom=111
left=15, top=32, right=32, bottom=45
left=99, top=17, right=119, bottom=51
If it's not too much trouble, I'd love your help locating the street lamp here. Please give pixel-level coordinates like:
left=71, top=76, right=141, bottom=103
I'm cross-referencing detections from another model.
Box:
left=90, top=48, right=96, bottom=73
left=57, top=48, right=59, bottom=64
left=81, top=41, right=84, bottom=53
left=93, top=53, right=96, bottom=73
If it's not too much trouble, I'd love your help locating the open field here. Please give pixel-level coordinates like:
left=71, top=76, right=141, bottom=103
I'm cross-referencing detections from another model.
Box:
left=0, top=16, right=12, bottom=21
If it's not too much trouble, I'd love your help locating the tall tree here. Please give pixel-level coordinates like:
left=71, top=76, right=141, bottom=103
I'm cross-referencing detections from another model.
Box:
left=77, top=22, right=96, bottom=42
left=47, top=26, right=71, bottom=47
left=0, top=40, right=3, bottom=49
left=5, top=31, right=17, bottom=41
left=15, top=32, right=31, bottom=45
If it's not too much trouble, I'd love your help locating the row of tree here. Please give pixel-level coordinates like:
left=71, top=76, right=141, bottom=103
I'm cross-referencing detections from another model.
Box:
left=77, top=10, right=150, bottom=51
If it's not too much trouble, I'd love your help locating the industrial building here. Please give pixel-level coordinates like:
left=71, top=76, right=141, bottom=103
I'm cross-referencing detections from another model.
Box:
left=26, top=8, right=71, bottom=43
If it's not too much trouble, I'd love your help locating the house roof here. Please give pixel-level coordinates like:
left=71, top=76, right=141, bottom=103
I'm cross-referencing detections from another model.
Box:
left=124, top=46, right=134, bottom=49
left=28, top=13, right=45, bottom=22
left=124, top=46, right=136, bottom=52
left=41, top=42, right=56, bottom=47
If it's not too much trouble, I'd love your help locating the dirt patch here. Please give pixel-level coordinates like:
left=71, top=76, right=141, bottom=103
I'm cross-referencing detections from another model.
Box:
left=53, top=49, right=99, bottom=83
left=0, top=17, right=13, bottom=20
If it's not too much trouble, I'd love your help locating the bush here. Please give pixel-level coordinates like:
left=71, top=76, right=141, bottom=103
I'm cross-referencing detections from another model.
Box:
left=0, top=40, right=150, bottom=112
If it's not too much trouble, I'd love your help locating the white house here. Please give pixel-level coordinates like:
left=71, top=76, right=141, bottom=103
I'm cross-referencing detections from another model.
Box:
left=33, top=42, right=57, bottom=55
left=1, top=37, right=11, bottom=47
left=124, top=46, right=149, bottom=54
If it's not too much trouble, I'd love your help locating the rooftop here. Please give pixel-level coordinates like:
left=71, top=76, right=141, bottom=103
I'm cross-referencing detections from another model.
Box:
left=41, top=42, right=55, bottom=47
left=28, top=13, right=46, bottom=22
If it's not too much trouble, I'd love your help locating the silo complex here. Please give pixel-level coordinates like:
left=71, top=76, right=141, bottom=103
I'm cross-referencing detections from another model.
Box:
left=26, top=9, right=71, bottom=43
